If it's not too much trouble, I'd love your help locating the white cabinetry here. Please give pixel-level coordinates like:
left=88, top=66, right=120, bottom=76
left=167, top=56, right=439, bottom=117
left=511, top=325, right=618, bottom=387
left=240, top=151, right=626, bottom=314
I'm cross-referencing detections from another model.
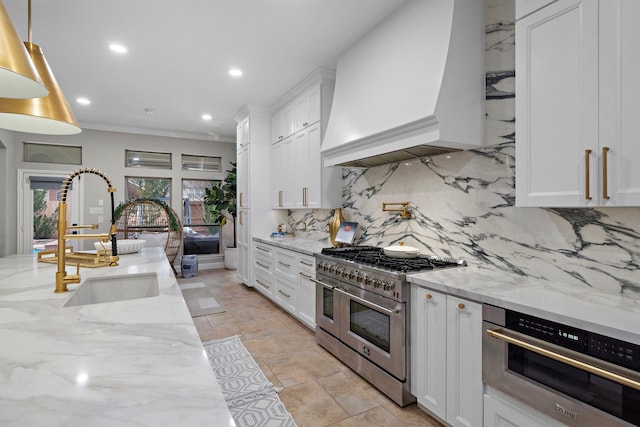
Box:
left=234, top=106, right=287, bottom=286
left=252, top=240, right=316, bottom=330
left=271, top=68, right=341, bottom=209
left=516, top=0, right=640, bottom=207
left=411, top=285, right=483, bottom=427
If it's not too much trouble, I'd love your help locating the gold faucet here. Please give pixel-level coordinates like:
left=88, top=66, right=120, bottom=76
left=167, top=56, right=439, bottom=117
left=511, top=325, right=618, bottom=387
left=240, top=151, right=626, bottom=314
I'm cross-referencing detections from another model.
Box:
left=55, top=168, right=120, bottom=293
left=382, top=202, right=412, bottom=219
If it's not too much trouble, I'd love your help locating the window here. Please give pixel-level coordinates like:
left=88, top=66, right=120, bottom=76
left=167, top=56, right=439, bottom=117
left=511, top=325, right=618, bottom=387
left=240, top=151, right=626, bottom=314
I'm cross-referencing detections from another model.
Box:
left=125, top=149, right=172, bottom=169
left=24, top=142, right=82, bottom=165
left=182, top=179, right=220, bottom=255
left=182, top=154, right=221, bottom=172
left=125, top=177, right=171, bottom=203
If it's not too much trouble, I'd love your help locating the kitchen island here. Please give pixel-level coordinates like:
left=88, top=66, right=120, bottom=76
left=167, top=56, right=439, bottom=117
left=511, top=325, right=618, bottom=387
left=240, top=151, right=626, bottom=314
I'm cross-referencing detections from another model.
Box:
left=0, top=247, right=234, bottom=427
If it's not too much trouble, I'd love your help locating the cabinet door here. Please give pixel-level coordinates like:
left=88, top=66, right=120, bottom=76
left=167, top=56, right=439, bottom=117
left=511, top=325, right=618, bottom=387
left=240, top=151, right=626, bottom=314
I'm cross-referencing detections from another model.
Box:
left=446, top=296, right=483, bottom=427
left=237, top=209, right=249, bottom=284
left=600, top=0, right=640, bottom=206
left=294, top=84, right=321, bottom=133
left=297, top=254, right=316, bottom=329
left=237, top=145, right=249, bottom=209
left=281, top=136, right=296, bottom=208
left=516, top=0, right=558, bottom=20
left=272, top=141, right=284, bottom=208
left=272, top=102, right=295, bottom=143
left=292, top=122, right=322, bottom=208
left=411, top=286, right=447, bottom=420
left=515, top=0, right=599, bottom=207
left=275, top=276, right=297, bottom=314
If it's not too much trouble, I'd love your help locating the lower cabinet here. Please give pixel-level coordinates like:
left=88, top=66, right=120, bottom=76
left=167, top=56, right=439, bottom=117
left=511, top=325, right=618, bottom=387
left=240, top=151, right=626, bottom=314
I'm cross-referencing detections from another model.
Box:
left=410, top=284, right=483, bottom=427
left=484, top=390, right=568, bottom=427
left=251, top=241, right=316, bottom=330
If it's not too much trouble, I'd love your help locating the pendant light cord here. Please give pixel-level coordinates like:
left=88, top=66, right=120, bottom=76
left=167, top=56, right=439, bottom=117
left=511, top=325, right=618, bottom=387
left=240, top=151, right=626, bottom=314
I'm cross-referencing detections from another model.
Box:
left=27, top=0, right=32, bottom=44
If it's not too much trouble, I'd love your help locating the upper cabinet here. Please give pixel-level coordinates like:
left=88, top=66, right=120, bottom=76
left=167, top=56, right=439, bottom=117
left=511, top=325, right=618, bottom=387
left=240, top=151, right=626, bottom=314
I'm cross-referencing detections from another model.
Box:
left=516, top=0, right=640, bottom=207
left=271, top=68, right=342, bottom=209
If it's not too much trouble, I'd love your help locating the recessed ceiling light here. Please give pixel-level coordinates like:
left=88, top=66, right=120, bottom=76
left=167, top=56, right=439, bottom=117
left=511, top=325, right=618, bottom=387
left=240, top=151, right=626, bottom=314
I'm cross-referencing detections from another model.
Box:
left=229, top=68, right=243, bottom=77
left=109, top=43, right=128, bottom=54
left=76, top=97, right=90, bottom=105
left=144, top=108, right=155, bottom=115
left=201, top=113, right=212, bottom=121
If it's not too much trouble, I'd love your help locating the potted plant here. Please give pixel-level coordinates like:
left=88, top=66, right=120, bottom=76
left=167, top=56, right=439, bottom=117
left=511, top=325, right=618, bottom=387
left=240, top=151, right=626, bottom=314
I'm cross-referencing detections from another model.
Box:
left=204, top=162, right=237, bottom=269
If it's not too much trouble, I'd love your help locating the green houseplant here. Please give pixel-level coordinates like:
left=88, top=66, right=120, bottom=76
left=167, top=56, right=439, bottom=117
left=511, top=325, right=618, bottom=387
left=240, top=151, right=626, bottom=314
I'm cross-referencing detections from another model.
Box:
left=204, top=162, right=237, bottom=268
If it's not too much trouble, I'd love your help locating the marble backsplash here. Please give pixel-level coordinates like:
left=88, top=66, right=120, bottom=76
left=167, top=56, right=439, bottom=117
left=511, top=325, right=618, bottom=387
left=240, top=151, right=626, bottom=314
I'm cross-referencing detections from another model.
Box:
left=288, top=0, right=640, bottom=297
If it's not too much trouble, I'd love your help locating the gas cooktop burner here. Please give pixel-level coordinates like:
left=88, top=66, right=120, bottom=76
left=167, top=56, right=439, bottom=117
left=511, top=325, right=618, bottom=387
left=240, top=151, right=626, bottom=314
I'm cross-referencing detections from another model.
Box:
left=321, top=246, right=465, bottom=272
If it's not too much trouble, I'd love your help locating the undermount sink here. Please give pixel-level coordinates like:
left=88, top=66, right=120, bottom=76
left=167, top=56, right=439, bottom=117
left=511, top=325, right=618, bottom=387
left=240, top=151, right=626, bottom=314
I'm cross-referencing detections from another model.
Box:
left=64, top=272, right=159, bottom=307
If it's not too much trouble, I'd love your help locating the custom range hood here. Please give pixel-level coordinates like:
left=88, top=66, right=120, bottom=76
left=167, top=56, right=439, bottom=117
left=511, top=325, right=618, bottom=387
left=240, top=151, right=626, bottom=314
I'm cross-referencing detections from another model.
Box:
left=321, top=0, right=485, bottom=168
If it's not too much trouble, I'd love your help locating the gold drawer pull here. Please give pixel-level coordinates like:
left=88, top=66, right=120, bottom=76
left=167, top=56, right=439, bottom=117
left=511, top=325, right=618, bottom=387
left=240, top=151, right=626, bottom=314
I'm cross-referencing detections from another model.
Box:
left=425, top=294, right=432, bottom=300
left=458, top=303, right=465, bottom=310
left=585, top=149, right=592, bottom=200
left=278, top=289, right=291, bottom=298
left=278, top=261, right=291, bottom=267
left=278, top=190, right=283, bottom=207
left=256, top=261, right=270, bottom=269
left=300, top=260, right=313, bottom=267
left=256, top=246, right=270, bottom=253
left=602, top=146, right=610, bottom=200
left=299, top=272, right=312, bottom=279
left=256, top=279, right=270, bottom=289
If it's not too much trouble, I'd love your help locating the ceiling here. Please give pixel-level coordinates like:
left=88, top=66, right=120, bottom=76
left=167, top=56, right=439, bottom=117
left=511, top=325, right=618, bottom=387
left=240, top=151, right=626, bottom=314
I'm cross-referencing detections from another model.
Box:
left=4, top=0, right=407, bottom=143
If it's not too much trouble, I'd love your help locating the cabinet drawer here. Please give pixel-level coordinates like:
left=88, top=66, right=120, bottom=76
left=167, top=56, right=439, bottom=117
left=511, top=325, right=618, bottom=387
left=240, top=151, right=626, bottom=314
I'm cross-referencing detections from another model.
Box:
left=275, top=278, right=296, bottom=314
left=254, top=256, right=273, bottom=274
left=254, top=271, right=274, bottom=297
left=254, top=243, right=274, bottom=259
left=275, top=249, right=297, bottom=280
left=298, top=254, right=315, bottom=273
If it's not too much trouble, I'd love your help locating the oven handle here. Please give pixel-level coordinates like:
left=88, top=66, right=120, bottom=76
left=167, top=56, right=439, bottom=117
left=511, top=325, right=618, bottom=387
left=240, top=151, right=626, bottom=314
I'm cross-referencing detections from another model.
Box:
left=486, top=328, right=640, bottom=391
left=311, top=278, right=334, bottom=290
left=333, top=286, right=399, bottom=315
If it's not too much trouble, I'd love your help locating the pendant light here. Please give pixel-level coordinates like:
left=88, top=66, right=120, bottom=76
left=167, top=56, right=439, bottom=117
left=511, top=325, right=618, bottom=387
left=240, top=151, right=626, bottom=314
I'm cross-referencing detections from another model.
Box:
left=0, top=0, right=81, bottom=134
left=0, top=1, right=47, bottom=98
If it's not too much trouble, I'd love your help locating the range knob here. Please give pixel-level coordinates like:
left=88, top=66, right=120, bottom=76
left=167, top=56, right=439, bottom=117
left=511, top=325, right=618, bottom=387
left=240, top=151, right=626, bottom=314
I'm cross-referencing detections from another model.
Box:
left=356, top=273, right=365, bottom=283
left=348, top=270, right=357, bottom=280
left=373, top=279, right=383, bottom=288
left=364, top=276, right=374, bottom=286
left=383, top=281, right=396, bottom=291
left=341, top=269, right=350, bottom=278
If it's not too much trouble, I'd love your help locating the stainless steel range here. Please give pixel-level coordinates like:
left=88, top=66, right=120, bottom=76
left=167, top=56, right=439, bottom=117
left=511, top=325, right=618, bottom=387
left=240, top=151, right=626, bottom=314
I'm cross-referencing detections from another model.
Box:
left=313, top=246, right=465, bottom=406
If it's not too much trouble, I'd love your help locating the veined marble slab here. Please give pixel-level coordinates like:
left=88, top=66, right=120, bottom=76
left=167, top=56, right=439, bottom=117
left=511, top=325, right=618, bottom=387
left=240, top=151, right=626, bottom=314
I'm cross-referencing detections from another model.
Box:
left=0, top=247, right=234, bottom=427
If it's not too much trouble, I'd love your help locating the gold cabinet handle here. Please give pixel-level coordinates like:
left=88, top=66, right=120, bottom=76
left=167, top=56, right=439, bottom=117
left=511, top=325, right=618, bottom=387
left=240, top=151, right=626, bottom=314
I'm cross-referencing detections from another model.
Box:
left=602, top=146, right=610, bottom=200
left=256, top=279, right=270, bottom=289
left=299, top=272, right=312, bottom=279
left=487, top=328, right=640, bottom=391
left=302, top=187, right=308, bottom=206
left=458, top=303, right=465, bottom=309
left=278, top=190, right=283, bottom=207
left=425, top=294, right=432, bottom=300
left=300, top=260, right=313, bottom=267
left=278, top=261, right=291, bottom=267
left=239, top=212, right=243, bottom=225
left=278, top=289, right=291, bottom=298
left=256, top=261, right=270, bottom=269
left=585, top=149, right=592, bottom=200
left=239, top=192, right=244, bottom=206
left=256, top=246, right=270, bottom=253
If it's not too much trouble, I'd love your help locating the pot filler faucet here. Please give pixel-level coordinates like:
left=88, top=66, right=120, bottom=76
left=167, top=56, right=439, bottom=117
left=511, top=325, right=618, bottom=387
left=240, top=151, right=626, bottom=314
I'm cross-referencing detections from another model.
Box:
left=55, top=168, right=119, bottom=293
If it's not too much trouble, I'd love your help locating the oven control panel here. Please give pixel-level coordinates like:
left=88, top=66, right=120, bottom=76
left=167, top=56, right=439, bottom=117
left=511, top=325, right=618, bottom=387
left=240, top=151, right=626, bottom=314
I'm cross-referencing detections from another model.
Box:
left=507, top=309, right=640, bottom=371
left=316, top=259, right=402, bottom=300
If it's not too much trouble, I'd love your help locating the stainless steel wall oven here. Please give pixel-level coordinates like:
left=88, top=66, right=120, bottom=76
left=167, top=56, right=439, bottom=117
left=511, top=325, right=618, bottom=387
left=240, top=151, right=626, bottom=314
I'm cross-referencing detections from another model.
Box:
left=483, top=304, right=640, bottom=426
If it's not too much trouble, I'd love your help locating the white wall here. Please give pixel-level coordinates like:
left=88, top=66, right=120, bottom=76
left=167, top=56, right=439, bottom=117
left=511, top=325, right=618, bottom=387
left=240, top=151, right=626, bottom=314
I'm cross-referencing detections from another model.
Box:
left=1, top=128, right=236, bottom=257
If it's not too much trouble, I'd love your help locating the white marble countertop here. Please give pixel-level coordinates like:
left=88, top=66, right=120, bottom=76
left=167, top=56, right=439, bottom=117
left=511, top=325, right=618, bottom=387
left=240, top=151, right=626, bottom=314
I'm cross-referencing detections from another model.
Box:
left=253, top=236, right=328, bottom=256
left=408, top=264, right=640, bottom=345
left=0, top=247, right=235, bottom=427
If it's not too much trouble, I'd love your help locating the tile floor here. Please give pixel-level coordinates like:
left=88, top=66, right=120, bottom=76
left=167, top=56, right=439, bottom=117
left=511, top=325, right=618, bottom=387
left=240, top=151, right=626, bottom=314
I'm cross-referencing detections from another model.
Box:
left=188, top=268, right=443, bottom=427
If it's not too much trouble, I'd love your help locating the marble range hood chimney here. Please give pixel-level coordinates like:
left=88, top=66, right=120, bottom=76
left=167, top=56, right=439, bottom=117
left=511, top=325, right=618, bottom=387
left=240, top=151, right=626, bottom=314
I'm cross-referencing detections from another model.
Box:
left=321, top=0, right=485, bottom=168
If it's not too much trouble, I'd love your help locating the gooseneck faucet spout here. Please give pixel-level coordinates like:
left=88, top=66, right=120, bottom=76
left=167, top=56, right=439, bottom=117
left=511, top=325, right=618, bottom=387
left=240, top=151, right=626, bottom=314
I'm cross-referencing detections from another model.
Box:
left=55, top=168, right=119, bottom=293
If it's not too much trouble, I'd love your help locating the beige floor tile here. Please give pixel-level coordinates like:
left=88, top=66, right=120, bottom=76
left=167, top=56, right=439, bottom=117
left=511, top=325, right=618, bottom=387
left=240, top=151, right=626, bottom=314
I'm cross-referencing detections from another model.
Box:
left=329, top=406, right=406, bottom=427
left=278, top=380, right=350, bottom=427
left=316, top=370, right=389, bottom=416
left=265, top=349, right=344, bottom=387
left=382, top=402, right=443, bottom=427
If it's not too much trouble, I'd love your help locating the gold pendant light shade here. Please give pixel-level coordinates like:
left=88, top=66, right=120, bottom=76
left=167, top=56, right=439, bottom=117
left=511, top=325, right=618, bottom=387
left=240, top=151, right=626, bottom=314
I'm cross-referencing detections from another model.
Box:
left=0, top=42, right=81, bottom=134
left=0, top=1, right=47, bottom=98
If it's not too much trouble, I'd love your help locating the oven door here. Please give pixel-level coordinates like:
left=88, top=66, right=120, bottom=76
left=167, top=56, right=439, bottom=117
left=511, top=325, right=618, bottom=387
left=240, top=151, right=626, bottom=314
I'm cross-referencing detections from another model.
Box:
left=483, top=321, right=640, bottom=426
left=337, top=283, right=406, bottom=380
left=314, top=274, right=341, bottom=338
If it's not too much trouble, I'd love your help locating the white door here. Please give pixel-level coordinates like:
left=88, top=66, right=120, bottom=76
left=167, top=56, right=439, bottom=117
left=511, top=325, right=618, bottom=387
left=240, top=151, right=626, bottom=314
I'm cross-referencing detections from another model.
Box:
left=18, top=169, right=82, bottom=255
